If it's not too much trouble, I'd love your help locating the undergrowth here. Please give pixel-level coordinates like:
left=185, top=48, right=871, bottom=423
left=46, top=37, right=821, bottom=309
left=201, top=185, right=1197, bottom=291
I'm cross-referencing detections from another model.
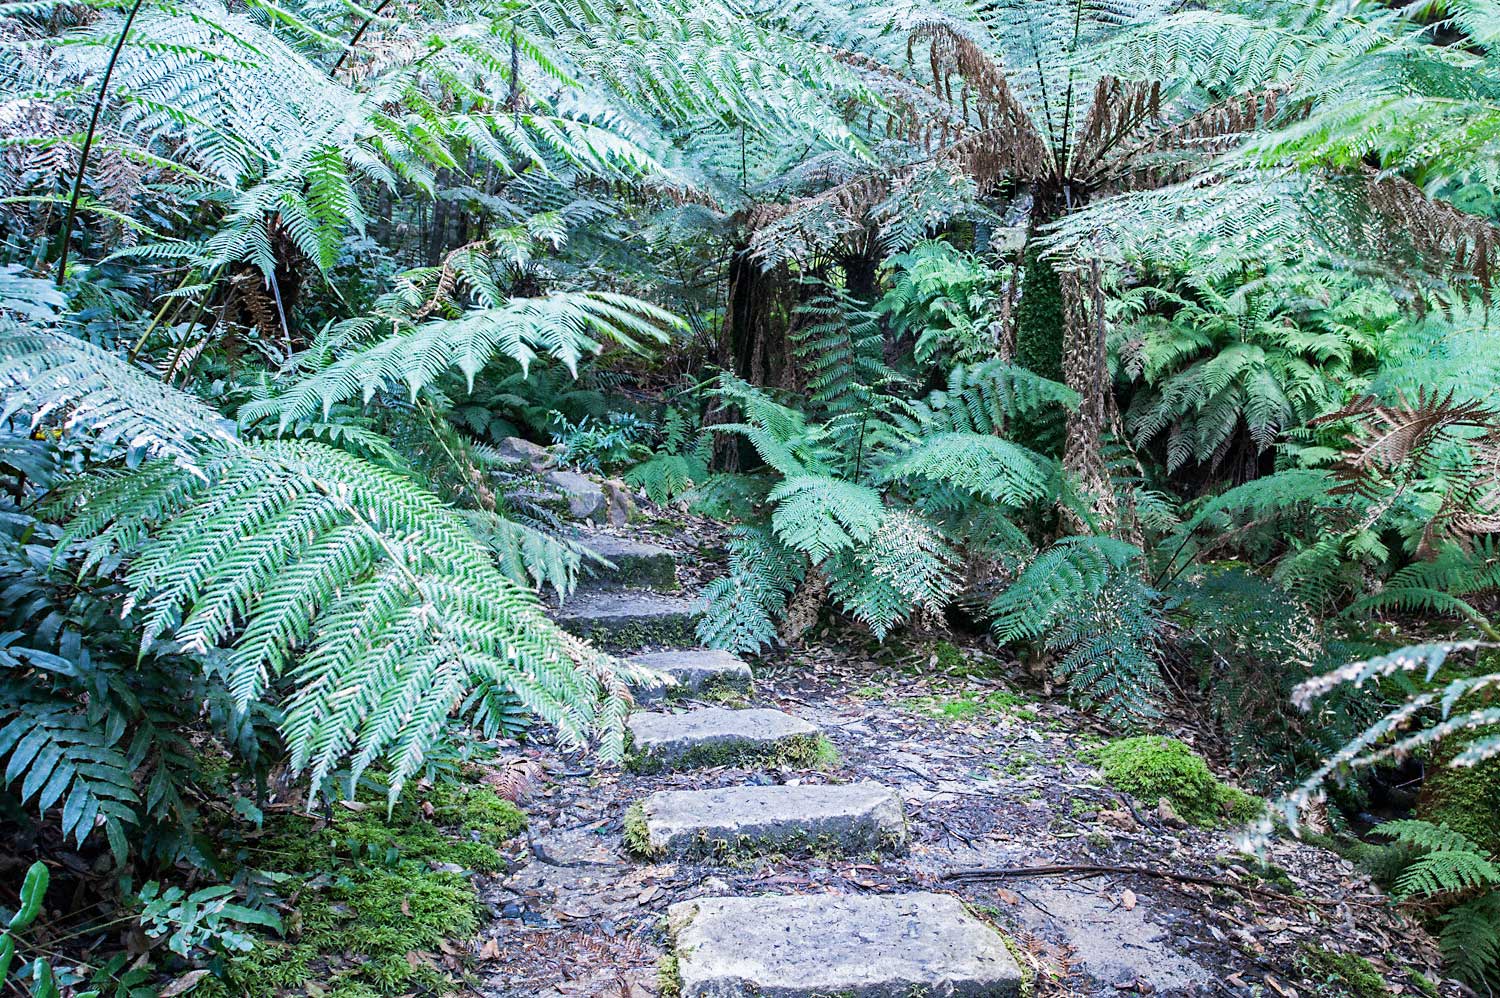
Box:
left=197, top=780, right=526, bottom=998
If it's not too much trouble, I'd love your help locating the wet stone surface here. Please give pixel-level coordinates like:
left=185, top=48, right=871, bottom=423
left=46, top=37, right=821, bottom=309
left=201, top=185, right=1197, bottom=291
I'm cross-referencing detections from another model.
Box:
left=632, top=780, right=906, bottom=857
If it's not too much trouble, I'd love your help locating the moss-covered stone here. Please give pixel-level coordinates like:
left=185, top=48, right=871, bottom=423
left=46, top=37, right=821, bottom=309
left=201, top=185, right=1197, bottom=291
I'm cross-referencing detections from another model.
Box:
left=1297, top=945, right=1391, bottom=998
left=1418, top=725, right=1500, bottom=856
left=1090, top=736, right=1263, bottom=828
left=627, top=732, right=839, bottom=775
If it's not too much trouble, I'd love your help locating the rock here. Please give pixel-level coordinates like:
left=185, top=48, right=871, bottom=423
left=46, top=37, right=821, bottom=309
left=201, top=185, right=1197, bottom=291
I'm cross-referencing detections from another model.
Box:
left=1156, top=797, right=1187, bottom=828
left=1007, top=879, right=1209, bottom=992
left=554, top=590, right=700, bottom=651
left=630, top=781, right=905, bottom=857
left=579, top=535, right=678, bottom=590
left=626, top=707, right=823, bottom=772
left=665, top=892, right=1023, bottom=997
left=600, top=478, right=639, bottom=526
left=543, top=470, right=607, bottom=520
left=496, top=436, right=555, bottom=473
left=628, top=649, right=750, bottom=702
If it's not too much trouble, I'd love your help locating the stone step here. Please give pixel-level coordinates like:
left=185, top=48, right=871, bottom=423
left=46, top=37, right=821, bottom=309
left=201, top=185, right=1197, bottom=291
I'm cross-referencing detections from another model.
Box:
left=578, top=534, right=678, bottom=590
left=628, top=649, right=751, bottom=702
left=626, top=707, right=827, bottom=773
left=665, top=892, right=1023, bottom=997
left=626, top=781, right=905, bottom=858
left=553, top=590, right=699, bottom=651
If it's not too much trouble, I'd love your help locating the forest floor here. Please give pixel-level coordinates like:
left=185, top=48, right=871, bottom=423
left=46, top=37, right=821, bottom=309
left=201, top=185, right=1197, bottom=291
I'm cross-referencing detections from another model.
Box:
left=468, top=637, right=1452, bottom=998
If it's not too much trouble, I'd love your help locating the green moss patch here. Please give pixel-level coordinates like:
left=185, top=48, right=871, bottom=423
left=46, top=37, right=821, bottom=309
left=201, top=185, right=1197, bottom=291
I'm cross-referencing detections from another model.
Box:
left=917, top=689, right=1037, bottom=723
left=1418, top=726, right=1500, bottom=856
left=1090, top=736, right=1263, bottom=828
left=623, top=800, right=658, bottom=857
left=1296, top=945, right=1391, bottom=998
left=197, top=779, right=527, bottom=998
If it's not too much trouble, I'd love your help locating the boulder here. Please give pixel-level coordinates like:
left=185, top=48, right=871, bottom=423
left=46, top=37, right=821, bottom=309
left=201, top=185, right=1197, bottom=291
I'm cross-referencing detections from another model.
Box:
left=543, top=470, right=606, bottom=520
left=496, top=436, right=554, bottom=473
left=600, top=478, right=639, bottom=526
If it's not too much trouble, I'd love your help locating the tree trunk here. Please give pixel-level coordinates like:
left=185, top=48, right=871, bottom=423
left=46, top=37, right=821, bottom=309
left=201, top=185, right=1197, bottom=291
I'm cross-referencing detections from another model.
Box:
left=724, top=243, right=792, bottom=388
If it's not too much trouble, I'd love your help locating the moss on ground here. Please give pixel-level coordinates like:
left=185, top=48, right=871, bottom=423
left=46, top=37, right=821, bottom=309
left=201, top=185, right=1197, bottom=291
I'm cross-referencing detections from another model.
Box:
left=919, top=689, right=1038, bottom=723
left=1089, top=736, right=1263, bottom=828
left=196, top=778, right=526, bottom=998
left=656, top=954, right=682, bottom=998
left=1297, top=945, right=1391, bottom=998
left=623, top=800, right=658, bottom=857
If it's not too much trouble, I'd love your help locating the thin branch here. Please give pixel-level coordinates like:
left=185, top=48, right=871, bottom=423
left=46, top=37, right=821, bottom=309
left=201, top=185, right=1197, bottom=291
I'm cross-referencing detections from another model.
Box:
left=56, top=0, right=147, bottom=287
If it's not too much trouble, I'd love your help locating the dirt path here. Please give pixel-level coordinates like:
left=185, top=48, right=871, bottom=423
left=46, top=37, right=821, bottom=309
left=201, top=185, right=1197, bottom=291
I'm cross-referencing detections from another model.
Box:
left=474, top=640, right=1452, bottom=997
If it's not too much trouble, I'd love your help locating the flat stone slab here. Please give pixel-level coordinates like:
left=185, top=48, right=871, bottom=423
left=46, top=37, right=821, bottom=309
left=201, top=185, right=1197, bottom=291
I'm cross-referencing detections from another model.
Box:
left=628, top=649, right=751, bottom=702
left=632, top=781, right=905, bottom=857
left=579, top=534, right=677, bottom=589
left=554, top=590, right=698, bottom=651
left=626, top=707, right=821, bottom=772
left=666, top=892, right=1023, bottom=997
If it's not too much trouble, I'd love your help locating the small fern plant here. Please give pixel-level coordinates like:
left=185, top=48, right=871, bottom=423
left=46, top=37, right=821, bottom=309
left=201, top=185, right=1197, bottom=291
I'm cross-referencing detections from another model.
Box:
left=1368, top=819, right=1500, bottom=986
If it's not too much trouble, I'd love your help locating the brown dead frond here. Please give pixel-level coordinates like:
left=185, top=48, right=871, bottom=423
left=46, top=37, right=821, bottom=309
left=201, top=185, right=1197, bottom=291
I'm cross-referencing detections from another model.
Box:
left=1314, top=389, right=1499, bottom=473
left=1099, top=87, right=1289, bottom=190
left=1365, top=169, right=1500, bottom=290
left=483, top=756, right=543, bottom=802
left=906, top=21, right=1049, bottom=176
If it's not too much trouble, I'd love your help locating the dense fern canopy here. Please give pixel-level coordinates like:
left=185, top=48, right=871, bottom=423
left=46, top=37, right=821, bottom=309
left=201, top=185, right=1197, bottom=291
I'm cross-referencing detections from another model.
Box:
left=5, top=0, right=1500, bottom=990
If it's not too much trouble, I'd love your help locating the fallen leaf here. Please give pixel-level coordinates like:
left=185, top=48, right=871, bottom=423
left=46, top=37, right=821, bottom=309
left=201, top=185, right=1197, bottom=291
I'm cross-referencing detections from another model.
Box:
left=160, top=970, right=210, bottom=997
left=1121, top=889, right=1137, bottom=911
left=636, top=885, right=660, bottom=905
left=480, top=938, right=502, bottom=960
left=338, top=800, right=369, bottom=812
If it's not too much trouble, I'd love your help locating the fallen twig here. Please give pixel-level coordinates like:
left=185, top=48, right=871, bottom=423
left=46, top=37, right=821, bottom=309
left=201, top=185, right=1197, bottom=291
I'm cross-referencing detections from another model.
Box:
left=941, top=862, right=1373, bottom=909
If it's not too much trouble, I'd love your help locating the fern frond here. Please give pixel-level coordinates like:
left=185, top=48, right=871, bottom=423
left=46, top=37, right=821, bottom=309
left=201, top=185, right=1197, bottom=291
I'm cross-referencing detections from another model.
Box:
left=768, top=474, right=885, bottom=562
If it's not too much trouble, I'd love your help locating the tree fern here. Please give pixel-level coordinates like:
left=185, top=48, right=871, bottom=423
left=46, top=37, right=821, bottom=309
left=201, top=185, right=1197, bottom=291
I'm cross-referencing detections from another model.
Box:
left=2, top=326, right=632, bottom=803
left=824, top=511, right=959, bottom=639
left=1047, top=569, right=1165, bottom=725
left=0, top=329, right=237, bottom=464
left=241, top=292, right=680, bottom=429
left=696, top=526, right=805, bottom=654
left=61, top=440, right=626, bottom=798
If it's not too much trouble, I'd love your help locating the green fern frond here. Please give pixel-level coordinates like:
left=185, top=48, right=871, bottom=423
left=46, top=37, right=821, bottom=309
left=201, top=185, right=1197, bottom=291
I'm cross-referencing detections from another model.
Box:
left=768, top=474, right=885, bottom=562
left=882, top=431, right=1050, bottom=505
left=988, top=535, right=1143, bottom=643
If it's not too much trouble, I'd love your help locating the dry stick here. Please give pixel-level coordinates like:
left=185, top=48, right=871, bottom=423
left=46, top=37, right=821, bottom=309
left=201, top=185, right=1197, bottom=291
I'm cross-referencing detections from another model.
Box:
left=56, top=0, right=147, bottom=287
left=941, top=862, right=1373, bottom=909
left=329, top=0, right=395, bottom=77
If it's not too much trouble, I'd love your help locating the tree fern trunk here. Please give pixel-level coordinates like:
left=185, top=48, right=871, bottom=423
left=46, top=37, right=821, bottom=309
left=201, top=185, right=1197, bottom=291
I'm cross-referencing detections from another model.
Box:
left=1013, top=241, right=1065, bottom=384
